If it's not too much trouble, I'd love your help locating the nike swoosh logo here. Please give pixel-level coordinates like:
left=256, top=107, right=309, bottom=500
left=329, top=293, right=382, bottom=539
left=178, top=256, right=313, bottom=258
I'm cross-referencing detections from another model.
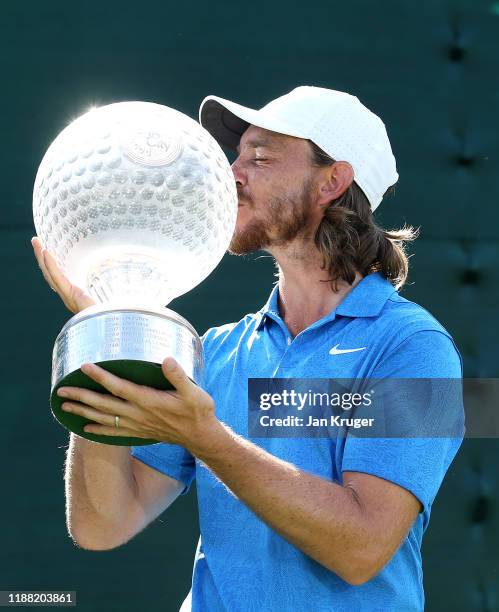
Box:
left=329, top=344, right=366, bottom=355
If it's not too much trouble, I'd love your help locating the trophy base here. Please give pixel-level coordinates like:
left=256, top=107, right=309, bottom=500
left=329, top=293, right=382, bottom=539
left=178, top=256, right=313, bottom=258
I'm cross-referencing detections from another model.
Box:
left=51, top=359, right=173, bottom=446
left=50, top=305, right=204, bottom=446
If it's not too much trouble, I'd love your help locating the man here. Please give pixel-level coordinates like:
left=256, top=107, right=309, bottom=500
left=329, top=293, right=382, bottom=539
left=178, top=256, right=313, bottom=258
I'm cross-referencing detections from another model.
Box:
left=32, top=86, right=464, bottom=611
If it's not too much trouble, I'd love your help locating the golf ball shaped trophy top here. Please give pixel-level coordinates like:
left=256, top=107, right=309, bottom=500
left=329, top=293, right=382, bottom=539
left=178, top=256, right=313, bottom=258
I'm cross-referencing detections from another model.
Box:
left=33, top=101, right=237, bottom=446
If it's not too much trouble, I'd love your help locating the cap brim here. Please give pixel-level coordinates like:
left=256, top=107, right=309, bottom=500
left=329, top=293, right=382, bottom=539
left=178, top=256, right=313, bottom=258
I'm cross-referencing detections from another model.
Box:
left=199, top=95, right=307, bottom=151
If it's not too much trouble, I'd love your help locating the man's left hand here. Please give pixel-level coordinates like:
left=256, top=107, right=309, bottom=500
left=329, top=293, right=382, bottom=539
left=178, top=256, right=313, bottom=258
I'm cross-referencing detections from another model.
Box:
left=57, top=358, right=219, bottom=449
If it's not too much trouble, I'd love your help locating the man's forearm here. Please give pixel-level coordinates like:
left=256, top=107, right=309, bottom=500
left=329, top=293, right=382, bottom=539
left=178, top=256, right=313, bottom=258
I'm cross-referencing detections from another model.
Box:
left=187, top=420, right=379, bottom=585
left=65, top=433, right=138, bottom=549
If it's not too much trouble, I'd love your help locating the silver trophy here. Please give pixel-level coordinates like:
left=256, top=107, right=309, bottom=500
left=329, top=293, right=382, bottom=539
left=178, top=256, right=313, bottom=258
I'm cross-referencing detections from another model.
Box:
left=33, top=101, right=237, bottom=446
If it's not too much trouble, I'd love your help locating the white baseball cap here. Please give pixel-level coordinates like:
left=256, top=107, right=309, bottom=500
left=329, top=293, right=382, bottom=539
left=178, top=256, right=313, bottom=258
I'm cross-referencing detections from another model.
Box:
left=199, top=85, right=399, bottom=212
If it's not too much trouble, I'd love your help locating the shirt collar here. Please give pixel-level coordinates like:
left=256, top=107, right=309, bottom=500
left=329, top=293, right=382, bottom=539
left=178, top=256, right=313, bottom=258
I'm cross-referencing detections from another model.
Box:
left=255, top=272, right=398, bottom=330
left=255, top=283, right=280, bottom=330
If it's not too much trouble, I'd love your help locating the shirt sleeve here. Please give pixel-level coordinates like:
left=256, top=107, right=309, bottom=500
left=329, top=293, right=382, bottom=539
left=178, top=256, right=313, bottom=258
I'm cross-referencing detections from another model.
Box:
left=341, top=330, right=465, bottom=531
left=131, top=442, right=196, bottom=495
left=130, top=327, right=217, bottom=495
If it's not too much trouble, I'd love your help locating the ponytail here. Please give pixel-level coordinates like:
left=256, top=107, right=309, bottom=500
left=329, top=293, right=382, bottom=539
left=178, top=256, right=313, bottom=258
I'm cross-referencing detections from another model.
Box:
left=310, top=141, right=418, bottom=291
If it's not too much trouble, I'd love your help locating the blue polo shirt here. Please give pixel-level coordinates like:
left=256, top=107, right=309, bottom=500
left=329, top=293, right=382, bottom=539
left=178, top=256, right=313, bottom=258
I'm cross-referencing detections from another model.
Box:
left=131, top=271, right=464, bottom=612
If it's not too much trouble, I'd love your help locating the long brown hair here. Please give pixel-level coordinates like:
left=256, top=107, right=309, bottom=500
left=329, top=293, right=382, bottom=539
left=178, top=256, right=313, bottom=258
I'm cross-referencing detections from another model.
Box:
left=310, top=141, right=419, bottom=291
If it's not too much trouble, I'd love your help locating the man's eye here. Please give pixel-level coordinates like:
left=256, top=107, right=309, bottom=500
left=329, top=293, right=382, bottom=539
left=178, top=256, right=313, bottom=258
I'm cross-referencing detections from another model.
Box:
left=253, top=157, right=267, bottom=162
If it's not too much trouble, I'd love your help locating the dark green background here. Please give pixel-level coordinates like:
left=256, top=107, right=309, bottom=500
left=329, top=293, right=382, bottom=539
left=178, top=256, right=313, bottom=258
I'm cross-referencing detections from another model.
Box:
left=2, top=0, right=498, bottom=610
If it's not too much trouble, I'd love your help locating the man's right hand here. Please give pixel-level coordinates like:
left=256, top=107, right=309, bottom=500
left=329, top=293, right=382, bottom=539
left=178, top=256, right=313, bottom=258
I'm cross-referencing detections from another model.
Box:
left=31, top=236, right=95, bottom=314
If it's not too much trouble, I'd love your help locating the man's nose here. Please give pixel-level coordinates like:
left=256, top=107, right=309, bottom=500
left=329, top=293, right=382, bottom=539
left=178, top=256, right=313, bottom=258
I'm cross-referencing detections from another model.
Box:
left=231, top=158, right=246, bottom=187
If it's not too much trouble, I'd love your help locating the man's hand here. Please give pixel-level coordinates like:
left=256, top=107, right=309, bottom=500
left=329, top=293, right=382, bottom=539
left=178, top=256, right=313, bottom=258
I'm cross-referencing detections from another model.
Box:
left=57, top=358, right=221, bottom=449
left=31, top=236, right=95, bottom=314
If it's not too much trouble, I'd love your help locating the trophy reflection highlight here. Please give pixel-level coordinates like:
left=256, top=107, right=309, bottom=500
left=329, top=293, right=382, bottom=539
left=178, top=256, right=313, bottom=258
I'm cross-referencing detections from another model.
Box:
left=33, top=102, right=237, bottom=446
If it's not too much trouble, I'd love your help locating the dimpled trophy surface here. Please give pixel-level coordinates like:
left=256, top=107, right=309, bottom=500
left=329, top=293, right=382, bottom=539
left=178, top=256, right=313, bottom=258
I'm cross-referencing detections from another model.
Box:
left=33, top=101, right=237, bottom=446
left=33, top=101, right=237, bottom=305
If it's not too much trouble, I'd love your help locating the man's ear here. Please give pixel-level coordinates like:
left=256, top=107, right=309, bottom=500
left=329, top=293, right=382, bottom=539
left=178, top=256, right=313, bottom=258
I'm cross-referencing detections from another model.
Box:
left=317, top=161, right=354, bottom=207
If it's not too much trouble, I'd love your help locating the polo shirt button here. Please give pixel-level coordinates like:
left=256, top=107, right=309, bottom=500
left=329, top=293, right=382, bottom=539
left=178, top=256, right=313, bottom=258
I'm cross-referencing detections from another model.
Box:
left=287, top=337, right=292, bottom=346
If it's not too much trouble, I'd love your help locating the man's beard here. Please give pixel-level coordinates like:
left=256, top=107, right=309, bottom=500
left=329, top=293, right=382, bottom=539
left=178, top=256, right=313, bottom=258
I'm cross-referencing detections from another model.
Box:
left=228, top=180, right=315, bottom=255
